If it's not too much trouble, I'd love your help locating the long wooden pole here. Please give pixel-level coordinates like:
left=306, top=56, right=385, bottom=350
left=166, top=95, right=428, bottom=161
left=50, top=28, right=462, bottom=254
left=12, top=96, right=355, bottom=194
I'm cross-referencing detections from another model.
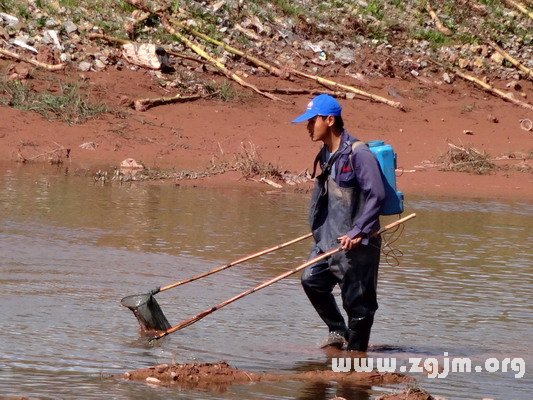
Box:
left=157, top=233, right=313, bottom=293
left=150, top=213, right=416, bottom=341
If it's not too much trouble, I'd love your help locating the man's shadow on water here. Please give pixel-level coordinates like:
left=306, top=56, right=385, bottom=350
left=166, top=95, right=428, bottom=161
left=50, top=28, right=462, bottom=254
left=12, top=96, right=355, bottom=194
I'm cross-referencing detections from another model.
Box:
left=295, top=380, right=372, bottom=400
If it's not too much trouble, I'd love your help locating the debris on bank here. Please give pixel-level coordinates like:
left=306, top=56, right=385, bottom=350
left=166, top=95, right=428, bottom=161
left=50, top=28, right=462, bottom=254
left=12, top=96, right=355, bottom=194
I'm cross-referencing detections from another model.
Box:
left=0, top=0, right=532, bottom=111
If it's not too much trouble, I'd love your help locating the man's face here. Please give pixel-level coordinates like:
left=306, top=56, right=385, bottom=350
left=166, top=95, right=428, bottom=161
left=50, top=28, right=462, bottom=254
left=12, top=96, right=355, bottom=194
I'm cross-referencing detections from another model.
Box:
left=306, top=115, right=333, bottom=142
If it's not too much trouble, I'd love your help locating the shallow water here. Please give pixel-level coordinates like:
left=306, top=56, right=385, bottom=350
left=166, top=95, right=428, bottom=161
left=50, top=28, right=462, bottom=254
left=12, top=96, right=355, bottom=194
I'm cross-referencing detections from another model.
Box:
left=0, top=163, right=531, bottom=399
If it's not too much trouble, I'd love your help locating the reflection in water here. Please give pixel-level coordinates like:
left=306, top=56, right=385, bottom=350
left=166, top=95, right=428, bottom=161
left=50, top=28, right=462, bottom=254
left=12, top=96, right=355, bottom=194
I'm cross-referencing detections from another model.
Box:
left=0, top=163, right=532, bottom=400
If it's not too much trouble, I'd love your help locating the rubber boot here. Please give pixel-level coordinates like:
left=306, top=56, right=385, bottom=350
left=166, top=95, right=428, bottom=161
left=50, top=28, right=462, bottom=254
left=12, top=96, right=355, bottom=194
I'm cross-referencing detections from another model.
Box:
left=346, top=315, right=374, bottom=352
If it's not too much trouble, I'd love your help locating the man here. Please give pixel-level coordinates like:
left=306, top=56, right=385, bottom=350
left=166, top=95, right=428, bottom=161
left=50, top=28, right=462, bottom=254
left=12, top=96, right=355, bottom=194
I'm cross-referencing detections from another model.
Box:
left=292, top=94, right=385, bottom=351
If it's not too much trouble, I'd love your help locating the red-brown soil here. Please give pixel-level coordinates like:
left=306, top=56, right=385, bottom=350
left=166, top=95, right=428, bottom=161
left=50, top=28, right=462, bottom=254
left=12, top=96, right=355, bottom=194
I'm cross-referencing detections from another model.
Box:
left=0, top=63, right=532, bottom=201
left=121, top=361, right=409, bottom=391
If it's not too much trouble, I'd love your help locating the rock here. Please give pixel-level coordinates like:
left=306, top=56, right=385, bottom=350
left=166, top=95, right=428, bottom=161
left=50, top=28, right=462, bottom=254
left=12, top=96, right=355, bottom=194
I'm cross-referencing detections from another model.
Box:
left=0, top=12, right=19, bottom=27
left=458, top=58, right=469, bottom=69
left=487, top=114, right=498, bottom=123
left=442, top=72, right=453, bottom=84
left=410, top=69, right=419, bottom=77
left=59, top=53, right=71, bottom=62
left=463, top=129, right=474, bottom=135
left=43, top=30, right=62, bottom=50
left=120, top=158, right=144, bottom=170
left=78, top=61, right=92, bottom=72
left=145, top=377, right=161, bottom=384
left=79, top=142, right=96, bottom=150
left=63, top=20, right=78, bottom=34
left=506, top=80, right=521, bottom=90
left=45, top=18, right=59, bottom=28
left=11, top=39, right=38, bottom=54
left=333, top=47, right=355, bottom=65
left=346, top=92, right=356, bottom=100
left=490, top=52, right=504, bottom=65
left=473, top=57, right=484, bottom=68
left=94, top=59, right=106, bottom=70
left=122, top=43, right=161, bottom=70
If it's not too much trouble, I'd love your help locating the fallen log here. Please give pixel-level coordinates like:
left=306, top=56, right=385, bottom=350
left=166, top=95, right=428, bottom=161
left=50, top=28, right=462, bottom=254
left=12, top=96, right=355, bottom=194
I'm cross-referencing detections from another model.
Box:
left=488, top=41, right=533, bottom=79
left=503, top=0, right=533, bottom=20
left=454, top=69, right=533, bottom=111
left=290, top=69, right=405, bottom=111
left=426, top=1, right=453, bottom=35
left=0, top=47, right=65, bottom=71
left=131, top=92, right=219, bottom=112
left=160, top=18, right=286, bottom=102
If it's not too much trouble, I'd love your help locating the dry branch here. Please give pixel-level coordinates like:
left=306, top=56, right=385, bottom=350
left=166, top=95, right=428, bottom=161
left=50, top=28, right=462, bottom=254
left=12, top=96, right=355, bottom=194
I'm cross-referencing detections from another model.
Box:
left=454, top=69, right=533, bottom=111
left=488, top=41, right=533, bottom=79
left=87, top=32, right=130, bottom=46
left=0, top=48, right=65, bottom=71
left=291, top=69, right=405, bottom=111
left=160, top=18, right=286, bottom=102
left=503, top=0, right=533, bottom=19
left=131, top=92, right=218, bottom=111
left=165, top=49, right=208, bottom=65
left=426, top=2, right=453, bottom=35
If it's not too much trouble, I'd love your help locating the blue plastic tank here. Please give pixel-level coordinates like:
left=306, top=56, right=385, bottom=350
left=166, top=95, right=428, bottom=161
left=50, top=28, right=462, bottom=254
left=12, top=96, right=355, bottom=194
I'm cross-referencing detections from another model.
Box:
left=367, top=140, right=404, bottom=215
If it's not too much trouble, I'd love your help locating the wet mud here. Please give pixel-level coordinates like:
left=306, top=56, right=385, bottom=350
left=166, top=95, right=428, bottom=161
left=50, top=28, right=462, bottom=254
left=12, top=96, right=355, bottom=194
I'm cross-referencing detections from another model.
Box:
left=121, top=361, right=410, bottom=392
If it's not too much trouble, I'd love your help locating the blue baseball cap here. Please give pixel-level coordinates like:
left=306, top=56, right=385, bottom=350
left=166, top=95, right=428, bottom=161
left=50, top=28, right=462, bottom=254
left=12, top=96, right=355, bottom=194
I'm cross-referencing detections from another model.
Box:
left=292, top=94, right=342, bottom=123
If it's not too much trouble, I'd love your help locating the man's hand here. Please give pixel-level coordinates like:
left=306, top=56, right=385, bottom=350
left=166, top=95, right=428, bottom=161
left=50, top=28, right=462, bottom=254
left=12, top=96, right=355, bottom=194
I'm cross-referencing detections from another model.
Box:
left=337, top=235, right=362, bottom=251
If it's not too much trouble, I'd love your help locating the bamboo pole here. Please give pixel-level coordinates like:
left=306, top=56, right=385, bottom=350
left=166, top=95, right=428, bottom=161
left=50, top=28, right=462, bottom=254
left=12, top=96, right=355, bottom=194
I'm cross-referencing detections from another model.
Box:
left=160, top=18, right=286, bottom=102
left=426, top=1, right=453, bottom=35
left=454, top=69, right=533, bottom=111
left=488, top=41, right=533, bottom=79
left=168, top=18, right=286, bottom=78
left=0, top=48, right=65, bottom=71
left=291, top=69, right=405, bottom=111
left=126, top=0, right=403, bottom=110
left=503, top=0, right=533, bottom=20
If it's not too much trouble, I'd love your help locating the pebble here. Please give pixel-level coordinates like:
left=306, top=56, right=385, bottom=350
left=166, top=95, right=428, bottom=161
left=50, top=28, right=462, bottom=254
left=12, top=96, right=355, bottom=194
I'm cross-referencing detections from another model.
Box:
left=78, top=61, right=92, bottom=72
left=145, top=377, right=161, bottom=384
left=63, top=20, right=78, bottom=34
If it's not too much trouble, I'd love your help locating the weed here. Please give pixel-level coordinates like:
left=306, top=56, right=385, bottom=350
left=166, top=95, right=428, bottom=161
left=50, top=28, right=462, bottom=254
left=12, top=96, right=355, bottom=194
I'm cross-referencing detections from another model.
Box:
left=439, top=143, right=496, bottom=175
left=271, top=0, right=301, bottom=17
left=217, top=80, right=237, bottom=102
left=234, top=142, right=282, bottom=179
left=17, top=4, right=30, bottom=19
left=366, top=0, right=384, bottom=20
left=36, top=15, right=47, bottom=28
left=414, top=29, right=449, bottom=48
left=461, top=104, right=475, bottom=113
left=0, top=81, right=107, bottom=124
left=0, top=0, right=14, bottom=12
